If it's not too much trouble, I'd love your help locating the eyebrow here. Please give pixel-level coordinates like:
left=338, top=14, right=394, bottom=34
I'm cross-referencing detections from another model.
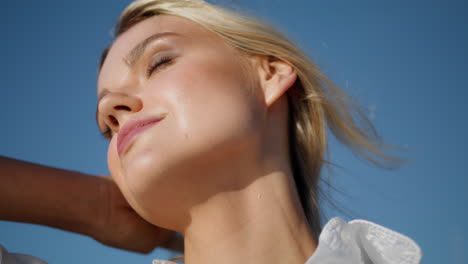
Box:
left=96, top=31, right=181, bottom=127
left=124, top=31, right=181, bottom=68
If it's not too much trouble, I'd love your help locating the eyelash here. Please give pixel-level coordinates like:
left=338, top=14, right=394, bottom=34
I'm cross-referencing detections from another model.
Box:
left=146, top=55, right=173, bottom=77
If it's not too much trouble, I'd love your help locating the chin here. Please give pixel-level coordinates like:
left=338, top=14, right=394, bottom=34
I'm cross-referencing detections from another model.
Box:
left=109, top=137, right=194, bottom=224
left=106, top=115, right=259, bottom=229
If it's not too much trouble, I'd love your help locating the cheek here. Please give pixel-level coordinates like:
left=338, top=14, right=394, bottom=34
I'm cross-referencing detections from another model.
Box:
left=158, top=57, right=260, bottom=127
left=160, top=61, right=261, bottom=155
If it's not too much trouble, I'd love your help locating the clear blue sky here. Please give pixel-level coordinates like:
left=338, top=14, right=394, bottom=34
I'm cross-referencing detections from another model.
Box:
left=1, top=0, right=467, bottom=263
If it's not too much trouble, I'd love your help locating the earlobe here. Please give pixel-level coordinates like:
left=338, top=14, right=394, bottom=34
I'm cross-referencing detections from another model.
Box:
left=256, top=56, right=297, bottom=107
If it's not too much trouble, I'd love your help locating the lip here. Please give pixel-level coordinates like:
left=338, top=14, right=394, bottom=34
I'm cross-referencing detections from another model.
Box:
left=117, top=116, right=164, bottom=156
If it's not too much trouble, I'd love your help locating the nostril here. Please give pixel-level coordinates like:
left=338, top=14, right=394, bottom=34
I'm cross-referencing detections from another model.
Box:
left=109, top=115, right=119, bottom=126
left=114, top=105, right=131, bottom=111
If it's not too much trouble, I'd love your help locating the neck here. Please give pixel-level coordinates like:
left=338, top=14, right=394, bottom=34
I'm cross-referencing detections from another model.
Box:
left=182, top=168, right=317, bottom=264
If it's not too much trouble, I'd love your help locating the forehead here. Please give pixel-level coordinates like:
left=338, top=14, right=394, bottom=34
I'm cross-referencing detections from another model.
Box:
left=114, top=15, right=213, bottom=52
left=98, top=15, right=222, bottom=93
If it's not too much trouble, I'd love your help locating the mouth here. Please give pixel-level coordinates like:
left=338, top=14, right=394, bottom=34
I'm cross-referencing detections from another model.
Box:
left=117, top=116, right=164, bottom=156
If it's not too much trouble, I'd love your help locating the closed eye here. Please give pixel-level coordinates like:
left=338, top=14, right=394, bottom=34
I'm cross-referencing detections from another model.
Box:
left=146, top=55, right=174, bottom=77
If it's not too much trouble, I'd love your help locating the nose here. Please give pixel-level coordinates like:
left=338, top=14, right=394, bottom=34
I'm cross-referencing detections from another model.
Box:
left=98, top=92, right=143, bottom=133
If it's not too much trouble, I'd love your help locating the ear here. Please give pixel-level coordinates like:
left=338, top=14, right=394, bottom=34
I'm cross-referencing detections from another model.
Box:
left=254, top=56, right=297, bottom=107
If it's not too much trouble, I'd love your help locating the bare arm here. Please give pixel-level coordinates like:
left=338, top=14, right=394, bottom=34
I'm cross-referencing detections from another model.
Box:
left=0, top=156, right=183, bottom=253
left=0, top=156, right=102, bottom=237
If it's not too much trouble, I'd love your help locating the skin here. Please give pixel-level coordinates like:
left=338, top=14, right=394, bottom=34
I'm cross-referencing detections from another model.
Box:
left=97, top=15, right=317, bottom=264
left=0, top=156, right=181, bottom=253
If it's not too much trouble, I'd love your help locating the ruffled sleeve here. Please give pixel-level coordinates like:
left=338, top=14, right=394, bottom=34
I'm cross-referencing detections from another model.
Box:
left=305, top=217, right=422, bottom=264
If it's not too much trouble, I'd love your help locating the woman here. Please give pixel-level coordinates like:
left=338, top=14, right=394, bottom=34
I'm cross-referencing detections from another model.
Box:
left=1, top=0, right=421, bottom=263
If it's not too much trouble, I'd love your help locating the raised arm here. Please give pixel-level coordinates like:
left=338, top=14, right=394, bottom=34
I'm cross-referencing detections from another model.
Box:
left=0, top=156, right=182, bottom=253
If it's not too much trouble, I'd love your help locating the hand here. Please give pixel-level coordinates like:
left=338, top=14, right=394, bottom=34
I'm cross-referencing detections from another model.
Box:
left=92, top=176, right=183, bottom=253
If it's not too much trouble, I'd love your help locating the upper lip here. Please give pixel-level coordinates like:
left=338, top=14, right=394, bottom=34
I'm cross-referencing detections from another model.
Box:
left=117, top=115, right=164, bottom=156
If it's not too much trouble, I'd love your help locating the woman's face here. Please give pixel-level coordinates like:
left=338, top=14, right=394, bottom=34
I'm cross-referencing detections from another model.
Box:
left=97, top=15, right=264, bottom=226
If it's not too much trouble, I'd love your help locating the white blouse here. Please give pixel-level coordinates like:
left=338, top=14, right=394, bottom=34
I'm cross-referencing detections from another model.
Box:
left=304, top=217, right=422, bottom=264
left=153, top=217, right=422, bottom=264
left=1, top=217, right=422, bottom=264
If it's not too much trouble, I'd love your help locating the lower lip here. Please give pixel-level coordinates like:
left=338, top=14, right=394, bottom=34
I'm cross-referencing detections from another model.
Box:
left=117, top=121, right=159, bottom=156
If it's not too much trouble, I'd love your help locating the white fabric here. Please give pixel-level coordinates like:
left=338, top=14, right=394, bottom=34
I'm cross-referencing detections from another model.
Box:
left=0, top=217, right=422, bottom=264
left=305, top=217, right=422, bottom=264
left=153, top=217, right=422, bottom=264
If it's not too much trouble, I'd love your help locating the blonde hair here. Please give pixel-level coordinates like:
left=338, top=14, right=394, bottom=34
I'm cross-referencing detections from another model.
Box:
left=100, top=0, right=401, bottom=238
